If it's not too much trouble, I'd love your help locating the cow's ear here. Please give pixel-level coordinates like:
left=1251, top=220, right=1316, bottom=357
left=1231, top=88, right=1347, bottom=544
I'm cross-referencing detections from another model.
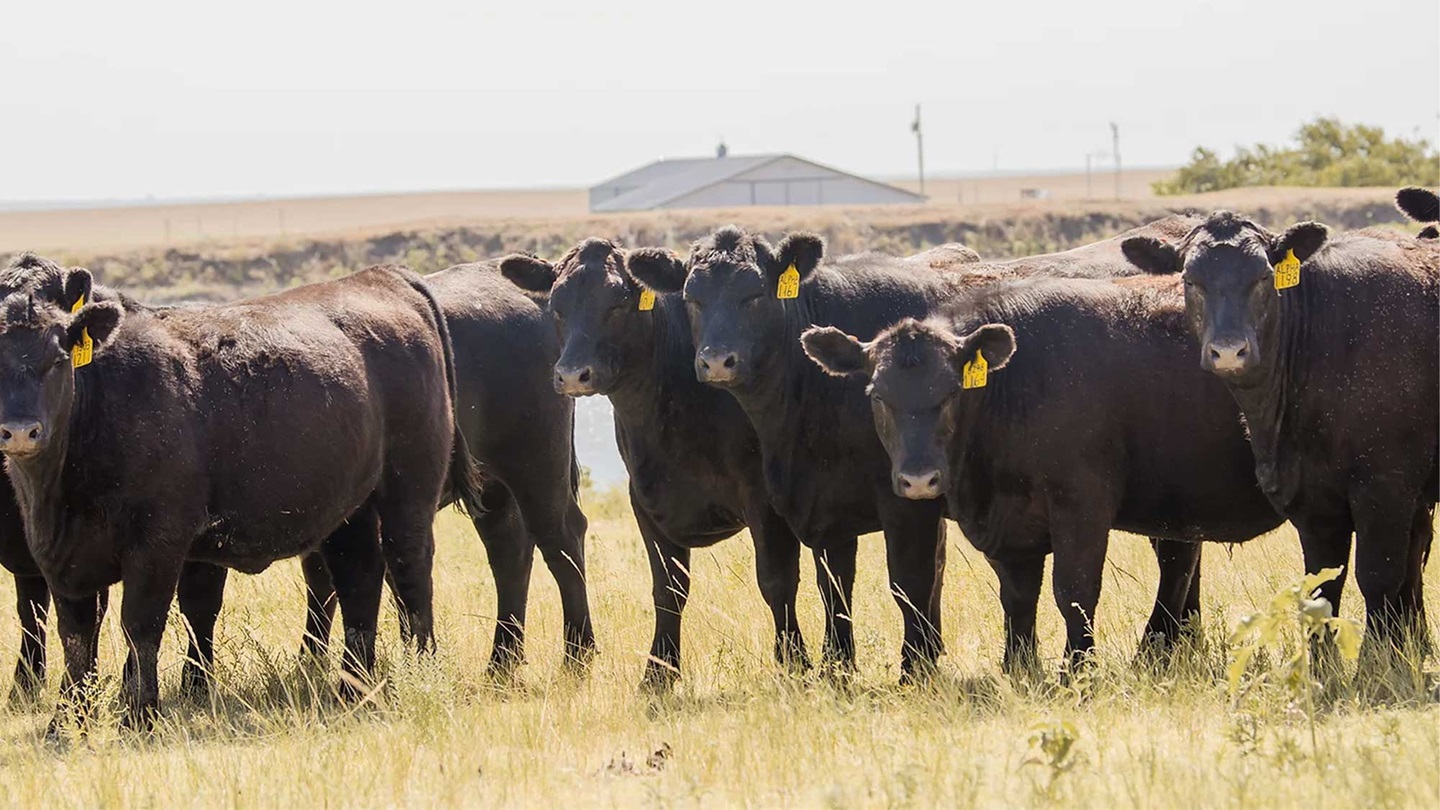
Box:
left=774, top=232, right=825, bottom=281
left=801, top=326, right=870, bottom=377
left=953, top=323, right=1015, bottom=372
left=1121, top=236, right=1180, bottom=276
left=66, top=301, right=124, bottom=349
left=626, top=248, right=687, bottom=294
left=498, top=254, right=557, bottom=294
left=1396, top=187, right=1440, bottom=225
left=1268, top=221, right=1328, bottom=265
left=62, top=267, right=95, bottom=310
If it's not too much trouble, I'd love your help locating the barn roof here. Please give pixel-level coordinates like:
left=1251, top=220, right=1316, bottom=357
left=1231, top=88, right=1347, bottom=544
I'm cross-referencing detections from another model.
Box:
left=590, top=154, right=922, bottom=212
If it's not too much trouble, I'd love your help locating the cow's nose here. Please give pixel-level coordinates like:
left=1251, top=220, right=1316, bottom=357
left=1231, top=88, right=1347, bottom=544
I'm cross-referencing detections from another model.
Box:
left=0, top=421, right=46, bottom=456
left=895, top=469, right=944, bottom=499
left=554, top=364, right=597, bottom=395
left=1206, top=339, right=1250, bottom=373
left=696, top=349, right=740, bottom=383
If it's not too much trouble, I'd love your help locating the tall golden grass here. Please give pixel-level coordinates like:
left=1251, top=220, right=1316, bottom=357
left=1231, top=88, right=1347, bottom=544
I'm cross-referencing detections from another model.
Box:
left=0, top=486, right=1433, bottom=808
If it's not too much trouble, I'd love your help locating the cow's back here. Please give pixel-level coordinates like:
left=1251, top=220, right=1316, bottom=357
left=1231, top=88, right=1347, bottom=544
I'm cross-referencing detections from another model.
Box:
left=946, top=279, right=1280, bottom=552
left=424, top=261, right=570, bottom=467
left=1266, top=234, right=1439, bottom=505
left=159, top=267, right=450, bottom=569
left=1000, top=214, right=1203, bottom=277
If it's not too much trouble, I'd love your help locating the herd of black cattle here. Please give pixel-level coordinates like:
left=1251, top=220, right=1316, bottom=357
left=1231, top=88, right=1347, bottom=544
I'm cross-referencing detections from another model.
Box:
left=0, top=188, right=1435, bottom=734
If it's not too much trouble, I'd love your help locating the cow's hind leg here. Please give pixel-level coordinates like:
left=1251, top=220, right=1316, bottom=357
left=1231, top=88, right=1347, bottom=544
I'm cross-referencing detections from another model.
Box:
left=532, top=487, right=596, bottom=673
left=10, top=574, right=49, bottom=702
left=322, top=507, right=386, bottom=698
left=471, top=483, right=535, bottom=678
left=1138, top=538, right=1202, bottom=660
left=1049, top=505, right=1111, bottom=672
left=1352, top=492, right=1423, bottom=663
left=1401, top=500, right=1434, bottom=656
left=300, top=552, right=338, bottom=659
left=375, top=498, right=437, bottom=655
left=176, top=561, right=228, bottom=698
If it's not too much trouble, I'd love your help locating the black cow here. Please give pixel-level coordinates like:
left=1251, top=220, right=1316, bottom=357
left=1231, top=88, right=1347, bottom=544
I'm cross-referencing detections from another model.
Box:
left=303, top=260, right=595, bottom=677
left=0, top=253, right=592, bottom=696
left=802, top=274, right=1285, bottom=667
left=500, top=239, right=814, bottom=688
left=627, top=228, right=973, bottom=678
left=1397, top=187, right=1439, bottom=239
left=1121, top=212, right=1439, bottom=653
left=0, top=264, right=479, bottom=729
left=0, top=255, right=278, bottom=703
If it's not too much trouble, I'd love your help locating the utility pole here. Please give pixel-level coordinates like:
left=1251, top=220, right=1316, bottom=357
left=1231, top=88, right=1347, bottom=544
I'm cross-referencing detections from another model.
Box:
left=911, top=104, right=925, bottom=199
left=1110, top=121, right=1121, bottom=201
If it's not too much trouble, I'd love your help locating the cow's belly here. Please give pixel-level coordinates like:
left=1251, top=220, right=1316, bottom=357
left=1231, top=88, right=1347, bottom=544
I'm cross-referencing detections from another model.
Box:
left=772, top=475, right=880, bottom=543
left=952, top=492, right=1050, bottom=557
left=190, top=499, right=367, bottom=573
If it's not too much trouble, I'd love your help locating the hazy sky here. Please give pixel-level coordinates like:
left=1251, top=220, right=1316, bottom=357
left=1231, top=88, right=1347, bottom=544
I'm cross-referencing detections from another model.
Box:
left=4, top=0, right=1437, bottom=202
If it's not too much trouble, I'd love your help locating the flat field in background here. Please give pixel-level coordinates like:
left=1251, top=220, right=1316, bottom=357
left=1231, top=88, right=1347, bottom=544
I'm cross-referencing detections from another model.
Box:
left=4, top=169, right=1174, bottom=254
left=0, top=492, right=1434, bottom=808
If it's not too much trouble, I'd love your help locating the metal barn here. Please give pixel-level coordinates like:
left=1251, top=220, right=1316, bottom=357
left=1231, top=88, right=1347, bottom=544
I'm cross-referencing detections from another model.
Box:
left=589, top=153, right=923, bottom=213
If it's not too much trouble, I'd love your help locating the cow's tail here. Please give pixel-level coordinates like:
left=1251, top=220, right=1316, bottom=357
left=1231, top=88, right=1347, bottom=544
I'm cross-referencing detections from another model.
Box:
left=405, top=271, right=486, bottom=517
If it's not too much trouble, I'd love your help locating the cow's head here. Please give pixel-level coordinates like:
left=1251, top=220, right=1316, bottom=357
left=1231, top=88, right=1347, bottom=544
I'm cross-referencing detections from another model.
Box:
left=1121, top=211, right=1327, bottom=381
left=1396, top=187, right=1439, bottom=239
left=500, top=238, right=655, bottom=396
left=628, top=226, right=824, bottom=390
left=0, top=269, right=123, bottom=460
left=0, top=252, right=70, bottom=303
left=802, top=318, right=1014, bottom=499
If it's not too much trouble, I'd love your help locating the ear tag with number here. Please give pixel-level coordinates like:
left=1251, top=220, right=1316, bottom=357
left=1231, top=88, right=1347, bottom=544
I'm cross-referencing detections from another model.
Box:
left=961, top=350, right=988, bottom=390
left=776, top=264, right=800, bottom=300
left=637, top=288, right=656, bottom=311
left=70, top=295, right=93, bottom=369
left=1273, top=249, right=1301, bottom=291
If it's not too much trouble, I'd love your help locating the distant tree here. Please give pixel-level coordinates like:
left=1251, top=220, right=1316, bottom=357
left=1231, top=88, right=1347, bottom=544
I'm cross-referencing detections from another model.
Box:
left=1155, top=117, right=1439, bottom=195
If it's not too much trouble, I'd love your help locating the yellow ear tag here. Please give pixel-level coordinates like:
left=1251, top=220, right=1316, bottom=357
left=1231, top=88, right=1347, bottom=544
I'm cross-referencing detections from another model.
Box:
left=961, top=350, right=988, bottom=390
left=776, top=264, right=800, bottom=300
left=70, top=294, right=93, bottom=369
left=1273, top=249, right=1301, bottom=290
left=637, top=288, right=656, bottom=311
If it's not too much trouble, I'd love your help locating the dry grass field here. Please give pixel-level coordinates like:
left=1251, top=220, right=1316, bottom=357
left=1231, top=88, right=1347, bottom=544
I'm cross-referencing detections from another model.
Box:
left=0, top=169, right=1179, bottom=255
left=0, top=488, right=1434, bottom=808
left=0, top=185, right=1434, bottom=807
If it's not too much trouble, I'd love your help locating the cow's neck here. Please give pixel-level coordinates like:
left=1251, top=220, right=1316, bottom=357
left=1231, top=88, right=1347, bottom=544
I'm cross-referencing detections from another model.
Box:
left=607, top=300, right=698, bottom=431
left=8, top=391, right=79, bottom=559
left=1221, top=301, right=1301, bottom=498
left=722, top=303, right=812, bottom=461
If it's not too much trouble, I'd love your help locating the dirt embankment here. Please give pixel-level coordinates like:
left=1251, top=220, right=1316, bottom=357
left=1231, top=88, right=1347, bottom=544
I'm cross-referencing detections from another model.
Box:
left=4, top=188, right=1412, bottom=303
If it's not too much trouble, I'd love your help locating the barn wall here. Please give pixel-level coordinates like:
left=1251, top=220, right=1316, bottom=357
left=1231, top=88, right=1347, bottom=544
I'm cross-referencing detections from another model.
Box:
left=589, top=186, right=632, bottom=209
left=667, top=175, right=918, bottom=209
